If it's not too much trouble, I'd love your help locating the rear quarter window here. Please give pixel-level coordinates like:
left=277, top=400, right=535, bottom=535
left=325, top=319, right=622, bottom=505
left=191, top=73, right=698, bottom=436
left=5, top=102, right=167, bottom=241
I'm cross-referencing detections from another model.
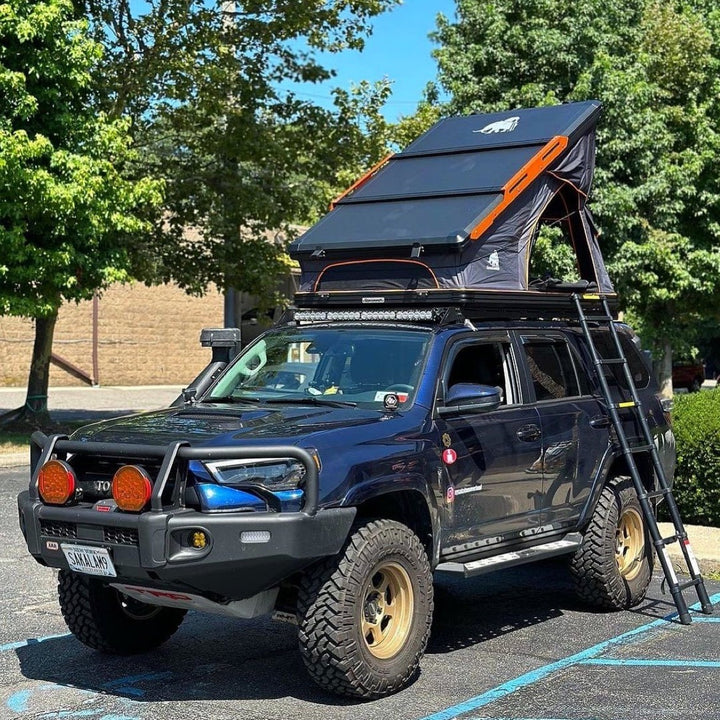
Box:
left=590, top=328, right=650, bottom=389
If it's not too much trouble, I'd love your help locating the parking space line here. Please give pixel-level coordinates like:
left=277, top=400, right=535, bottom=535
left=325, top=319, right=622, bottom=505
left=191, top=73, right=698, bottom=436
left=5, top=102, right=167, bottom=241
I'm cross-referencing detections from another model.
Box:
left=579, top=658, right=720, bottom=667
left=0, top=633, right=70, bottom=653
left=420, top=593, right=719, bottom=720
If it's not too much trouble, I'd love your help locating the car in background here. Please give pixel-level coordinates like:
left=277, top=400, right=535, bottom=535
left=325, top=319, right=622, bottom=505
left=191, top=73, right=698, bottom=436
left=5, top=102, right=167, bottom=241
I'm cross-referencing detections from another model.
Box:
left=672, top=360, right=705, bottom=392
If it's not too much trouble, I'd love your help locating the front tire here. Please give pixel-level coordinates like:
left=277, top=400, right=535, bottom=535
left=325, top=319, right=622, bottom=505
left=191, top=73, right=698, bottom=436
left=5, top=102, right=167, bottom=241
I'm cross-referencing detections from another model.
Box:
left=58, top=570, right=186, bottom=654
left=297, top=519, right=433, bottom=699
left=570, top=476, right=653, bottom=610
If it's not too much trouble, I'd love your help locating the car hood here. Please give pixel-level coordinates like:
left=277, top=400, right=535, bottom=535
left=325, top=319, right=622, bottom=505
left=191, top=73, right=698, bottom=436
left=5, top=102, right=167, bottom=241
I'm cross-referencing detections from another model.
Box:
left=69, top=401, right=409, bottom=448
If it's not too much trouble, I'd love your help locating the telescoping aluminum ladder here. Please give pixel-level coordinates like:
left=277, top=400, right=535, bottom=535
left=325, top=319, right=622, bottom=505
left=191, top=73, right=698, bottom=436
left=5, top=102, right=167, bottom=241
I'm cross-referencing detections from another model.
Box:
left=573, top=293, right=714, bottom=625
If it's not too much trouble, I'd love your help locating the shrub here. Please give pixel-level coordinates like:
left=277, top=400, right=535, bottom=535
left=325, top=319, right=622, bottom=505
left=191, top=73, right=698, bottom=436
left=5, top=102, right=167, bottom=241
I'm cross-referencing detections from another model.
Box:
left=661, top=388, right=720, bottom=527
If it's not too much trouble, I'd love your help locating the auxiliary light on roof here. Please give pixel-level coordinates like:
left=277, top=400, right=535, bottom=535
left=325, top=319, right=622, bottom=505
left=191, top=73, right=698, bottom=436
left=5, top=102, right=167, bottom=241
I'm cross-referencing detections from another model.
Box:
left=294, top=309, right=434, bottom=323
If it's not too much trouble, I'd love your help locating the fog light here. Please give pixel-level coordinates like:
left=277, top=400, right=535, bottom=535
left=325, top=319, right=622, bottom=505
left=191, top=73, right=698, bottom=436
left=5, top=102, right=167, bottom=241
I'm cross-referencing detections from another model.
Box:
left=240, top=531, right=271, bottom=544
left=190, top=531, right=207, bottom=549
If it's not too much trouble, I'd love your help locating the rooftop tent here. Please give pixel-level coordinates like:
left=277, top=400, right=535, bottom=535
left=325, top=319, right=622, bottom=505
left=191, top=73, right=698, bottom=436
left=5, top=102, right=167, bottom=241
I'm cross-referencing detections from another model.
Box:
left=289, top=100, right=614, bottom=301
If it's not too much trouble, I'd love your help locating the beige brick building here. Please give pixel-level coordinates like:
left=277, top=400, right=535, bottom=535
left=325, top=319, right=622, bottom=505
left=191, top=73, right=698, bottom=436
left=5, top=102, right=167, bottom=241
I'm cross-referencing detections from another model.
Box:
left=0, top=283, right=224, bottom=388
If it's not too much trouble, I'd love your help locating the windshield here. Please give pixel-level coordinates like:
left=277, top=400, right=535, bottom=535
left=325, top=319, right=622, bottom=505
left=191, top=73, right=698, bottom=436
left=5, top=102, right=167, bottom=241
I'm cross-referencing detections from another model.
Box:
left=205, top=326, right=431, bottom=408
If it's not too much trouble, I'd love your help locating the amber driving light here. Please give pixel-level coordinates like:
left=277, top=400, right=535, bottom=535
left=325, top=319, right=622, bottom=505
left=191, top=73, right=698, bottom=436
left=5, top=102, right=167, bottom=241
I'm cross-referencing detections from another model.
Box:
left=38, top=459, right=76, bottom=505
left=112, top=465, right=153, bottom=512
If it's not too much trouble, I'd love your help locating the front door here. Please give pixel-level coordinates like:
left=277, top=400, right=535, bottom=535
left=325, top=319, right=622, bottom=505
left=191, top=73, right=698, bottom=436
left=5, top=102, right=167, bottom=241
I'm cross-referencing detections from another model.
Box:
left=439, top=336, right=545, bottom=553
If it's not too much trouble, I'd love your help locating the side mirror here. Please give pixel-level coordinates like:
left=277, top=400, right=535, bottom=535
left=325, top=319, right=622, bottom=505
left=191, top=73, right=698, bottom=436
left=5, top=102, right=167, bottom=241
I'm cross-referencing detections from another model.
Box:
left=437, top=383, right=502, bottom=417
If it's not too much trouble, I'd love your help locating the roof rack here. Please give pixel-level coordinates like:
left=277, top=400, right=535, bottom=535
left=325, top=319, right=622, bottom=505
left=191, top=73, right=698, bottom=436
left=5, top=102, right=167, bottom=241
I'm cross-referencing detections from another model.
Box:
left=290, top=287, right=618, bottom=324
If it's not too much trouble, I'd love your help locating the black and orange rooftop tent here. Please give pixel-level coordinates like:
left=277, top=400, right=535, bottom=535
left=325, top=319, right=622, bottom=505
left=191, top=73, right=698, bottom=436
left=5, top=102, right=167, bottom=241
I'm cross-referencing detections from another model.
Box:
left=289, top=100, right=614, bottom=309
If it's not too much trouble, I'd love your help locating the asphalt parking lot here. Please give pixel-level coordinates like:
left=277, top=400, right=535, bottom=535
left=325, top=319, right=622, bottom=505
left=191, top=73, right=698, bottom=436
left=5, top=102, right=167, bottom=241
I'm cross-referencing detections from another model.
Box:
left=1, top=466, right=718, bottom=720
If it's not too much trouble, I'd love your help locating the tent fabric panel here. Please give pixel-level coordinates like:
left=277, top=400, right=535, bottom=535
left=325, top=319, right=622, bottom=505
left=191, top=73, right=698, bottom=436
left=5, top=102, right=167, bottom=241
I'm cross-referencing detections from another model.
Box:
left=291, top=193, right=501, bottom=255
left=402, top=101, right=601, bottom=157
left=342, top=145, right=542, bottom=203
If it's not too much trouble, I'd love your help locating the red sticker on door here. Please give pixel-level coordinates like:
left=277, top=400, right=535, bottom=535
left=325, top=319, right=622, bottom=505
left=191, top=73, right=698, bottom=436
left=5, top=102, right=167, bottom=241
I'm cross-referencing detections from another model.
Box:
left=442, top=448, right=457, bottom=465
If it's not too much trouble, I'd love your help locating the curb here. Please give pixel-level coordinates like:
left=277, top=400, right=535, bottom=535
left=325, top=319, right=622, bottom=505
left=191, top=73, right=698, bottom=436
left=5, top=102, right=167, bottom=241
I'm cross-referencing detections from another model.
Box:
left=0, top=452, right=29, bottom=469
left=657, top=522, right=720, bottom=576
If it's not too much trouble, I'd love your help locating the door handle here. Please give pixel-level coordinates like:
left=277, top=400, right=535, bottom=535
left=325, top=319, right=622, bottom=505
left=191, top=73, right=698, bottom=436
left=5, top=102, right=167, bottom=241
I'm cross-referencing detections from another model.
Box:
left=516, top=424, right=541, bottom=442
left=590, top=415, right=611, bottom=429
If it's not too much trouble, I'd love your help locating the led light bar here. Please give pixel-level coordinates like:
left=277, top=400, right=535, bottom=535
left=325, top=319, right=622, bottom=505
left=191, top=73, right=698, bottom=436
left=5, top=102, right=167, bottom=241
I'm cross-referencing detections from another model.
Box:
left=294, top=309, right=435, bottom=323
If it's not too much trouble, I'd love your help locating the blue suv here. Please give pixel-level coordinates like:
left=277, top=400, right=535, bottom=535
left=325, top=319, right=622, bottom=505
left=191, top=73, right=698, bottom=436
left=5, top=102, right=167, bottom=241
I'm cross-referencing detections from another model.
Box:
left=17, top=309, right=674, bottom=699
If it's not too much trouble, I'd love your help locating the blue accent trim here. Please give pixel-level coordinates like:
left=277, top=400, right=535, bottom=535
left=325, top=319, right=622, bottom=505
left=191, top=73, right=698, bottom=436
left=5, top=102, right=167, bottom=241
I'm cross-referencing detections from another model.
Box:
left=195, top=483, right=304, bottom=511
left=420, top=593, right=720, bottom=720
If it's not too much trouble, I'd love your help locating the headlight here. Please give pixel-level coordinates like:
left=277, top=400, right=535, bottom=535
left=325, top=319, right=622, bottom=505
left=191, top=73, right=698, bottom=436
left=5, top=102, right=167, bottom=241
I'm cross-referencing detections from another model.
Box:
left=204, top=458, right=306, bottom=491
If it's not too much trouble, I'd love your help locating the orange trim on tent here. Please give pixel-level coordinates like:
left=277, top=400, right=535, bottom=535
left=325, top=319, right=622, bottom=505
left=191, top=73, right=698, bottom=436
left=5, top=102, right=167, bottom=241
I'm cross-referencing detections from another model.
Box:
left=313, top=259, right=440, bottom=292
left=469, top=135, right=569, bottom=241
left=330, top=153, right=395, bottom=210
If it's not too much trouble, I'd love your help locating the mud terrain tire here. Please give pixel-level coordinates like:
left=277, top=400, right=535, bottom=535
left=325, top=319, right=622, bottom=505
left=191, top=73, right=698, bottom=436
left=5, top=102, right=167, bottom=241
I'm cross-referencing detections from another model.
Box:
left=297, top=519, right=433, bottom=699
left=58, top=570, right=186, bottom=654
left=571, top=476, right=654, bottom=609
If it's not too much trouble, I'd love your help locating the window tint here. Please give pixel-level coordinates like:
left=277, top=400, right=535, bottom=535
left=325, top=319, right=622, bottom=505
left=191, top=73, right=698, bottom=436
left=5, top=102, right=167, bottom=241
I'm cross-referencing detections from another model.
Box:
left=523, top=340, right=580, bottom=401
left=447, top=342, right=510, bottom=404
left=590, top=329, right=650, bottom=389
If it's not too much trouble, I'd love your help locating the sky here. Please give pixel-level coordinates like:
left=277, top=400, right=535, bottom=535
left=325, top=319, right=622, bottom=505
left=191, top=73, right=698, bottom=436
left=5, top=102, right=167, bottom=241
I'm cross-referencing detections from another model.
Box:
left=287, top=1, right=457, bottom=120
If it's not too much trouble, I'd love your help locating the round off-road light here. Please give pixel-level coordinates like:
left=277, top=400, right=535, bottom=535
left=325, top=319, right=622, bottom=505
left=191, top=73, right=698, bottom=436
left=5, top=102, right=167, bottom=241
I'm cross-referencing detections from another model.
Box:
left=112, top=465, right=152, bottom=512
left=38, top=459, right=76, bottom=505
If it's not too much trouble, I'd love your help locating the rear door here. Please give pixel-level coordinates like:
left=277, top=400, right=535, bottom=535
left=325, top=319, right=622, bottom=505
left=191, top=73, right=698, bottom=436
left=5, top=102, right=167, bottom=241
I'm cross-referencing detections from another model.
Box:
left=517, top=332, right=607, bottom=529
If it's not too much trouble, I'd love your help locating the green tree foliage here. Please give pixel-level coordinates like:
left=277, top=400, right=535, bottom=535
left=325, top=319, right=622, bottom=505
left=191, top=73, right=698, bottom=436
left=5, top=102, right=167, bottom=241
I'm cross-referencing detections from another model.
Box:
left=0, top=0, right=162, bottom=426
left=432, top=0, right=720, bottom=393
left=79, top=0, right=399, bottom=303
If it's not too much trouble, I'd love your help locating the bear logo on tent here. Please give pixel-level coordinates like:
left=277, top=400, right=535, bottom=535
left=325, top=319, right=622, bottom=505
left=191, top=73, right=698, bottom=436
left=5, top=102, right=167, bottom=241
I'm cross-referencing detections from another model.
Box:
left=475, top=116, right=520, bottom=134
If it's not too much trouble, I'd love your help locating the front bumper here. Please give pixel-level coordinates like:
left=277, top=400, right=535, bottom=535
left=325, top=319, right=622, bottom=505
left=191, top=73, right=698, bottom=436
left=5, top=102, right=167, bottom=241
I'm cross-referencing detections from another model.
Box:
left=18, top=432, right=355, bottom=601
left=19, top=491, right=355, bottom=599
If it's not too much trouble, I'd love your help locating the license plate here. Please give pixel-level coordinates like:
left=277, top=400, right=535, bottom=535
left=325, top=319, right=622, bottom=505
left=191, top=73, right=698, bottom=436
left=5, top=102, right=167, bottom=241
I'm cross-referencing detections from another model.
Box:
left=61, top=543, right=117, bottom=578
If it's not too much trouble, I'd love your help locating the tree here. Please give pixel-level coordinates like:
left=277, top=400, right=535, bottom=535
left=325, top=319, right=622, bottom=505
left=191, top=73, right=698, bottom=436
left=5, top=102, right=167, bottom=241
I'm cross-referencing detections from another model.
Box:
left=432, top=0, right=720, bottom=394
left=77, top=0, right=400, bottom=306
left=0, top=0, right=162, bottom=428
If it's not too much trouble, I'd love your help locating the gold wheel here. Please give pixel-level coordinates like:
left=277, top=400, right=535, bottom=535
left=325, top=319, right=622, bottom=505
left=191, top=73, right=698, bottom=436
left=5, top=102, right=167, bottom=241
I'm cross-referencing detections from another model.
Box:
left=360, top=561, right=414, bottom=660
left=616, top=507, right=645, bottom=581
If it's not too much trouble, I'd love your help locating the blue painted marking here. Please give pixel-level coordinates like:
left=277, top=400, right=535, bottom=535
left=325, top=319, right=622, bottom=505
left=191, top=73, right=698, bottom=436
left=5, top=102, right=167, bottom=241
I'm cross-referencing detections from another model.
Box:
left=102, top=671, right=173, bottom=697
left=38, top=710, right=99, bottom=718
left=0, top=633, right=70, bottom=653
left=692, top=617, right=720, bottom=623
left=7, top=689, right=32, bottom=713
left=580, top=658, right=720, bottom=668
left=420, top=592, right=720, bottom=720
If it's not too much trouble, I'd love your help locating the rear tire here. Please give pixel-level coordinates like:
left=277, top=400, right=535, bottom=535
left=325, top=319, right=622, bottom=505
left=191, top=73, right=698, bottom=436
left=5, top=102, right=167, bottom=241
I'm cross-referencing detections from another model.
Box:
left=58, top=570, right=186, bottom=654
left=297, top=519, right=433, bottom=699
left=570, top=476, right=653, bottom=610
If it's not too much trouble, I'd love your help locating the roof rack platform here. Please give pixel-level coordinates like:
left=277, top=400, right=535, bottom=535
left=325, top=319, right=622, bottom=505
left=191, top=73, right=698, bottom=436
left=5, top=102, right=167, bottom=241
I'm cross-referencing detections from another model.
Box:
left=293, top=287, right=619, bottom=322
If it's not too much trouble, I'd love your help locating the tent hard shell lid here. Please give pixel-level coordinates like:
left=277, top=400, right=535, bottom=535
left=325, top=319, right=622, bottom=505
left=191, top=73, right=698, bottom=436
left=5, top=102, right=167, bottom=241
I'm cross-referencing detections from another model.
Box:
left=289, top=100, right=615, bottom=310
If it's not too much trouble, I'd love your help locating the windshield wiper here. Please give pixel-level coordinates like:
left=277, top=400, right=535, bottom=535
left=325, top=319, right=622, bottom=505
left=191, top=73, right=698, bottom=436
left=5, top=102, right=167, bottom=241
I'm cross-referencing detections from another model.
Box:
left=203, top=395, right=262, bottom=404
left=264, top=396, right=357, bottom=408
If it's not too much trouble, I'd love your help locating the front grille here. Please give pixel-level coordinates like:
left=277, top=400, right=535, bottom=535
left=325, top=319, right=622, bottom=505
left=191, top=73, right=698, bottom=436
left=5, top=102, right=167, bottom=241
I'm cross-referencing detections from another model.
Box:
left=103, top=526, right=139, bottom=546
left=40, top=520, right=77, bottom=539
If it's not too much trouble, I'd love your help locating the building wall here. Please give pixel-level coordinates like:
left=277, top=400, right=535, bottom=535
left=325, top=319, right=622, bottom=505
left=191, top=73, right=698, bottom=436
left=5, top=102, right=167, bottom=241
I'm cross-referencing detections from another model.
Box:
left=0, top=283, right=224, bottom=387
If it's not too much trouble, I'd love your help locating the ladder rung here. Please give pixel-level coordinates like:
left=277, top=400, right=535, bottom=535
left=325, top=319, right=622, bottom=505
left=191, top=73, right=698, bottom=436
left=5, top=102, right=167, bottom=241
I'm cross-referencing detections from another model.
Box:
left=641, top=487, right=670, bottom=501
left=583, top=315, right=614, bottom=322
left=627, top=444, right=653, bottom=454
left=597, top=358, right=625, bottom=365
left=610, top=401, right=638, bottom=410
left=654, top=535, right=679, bottom=547
left=678, top=578, right=703, bottom=591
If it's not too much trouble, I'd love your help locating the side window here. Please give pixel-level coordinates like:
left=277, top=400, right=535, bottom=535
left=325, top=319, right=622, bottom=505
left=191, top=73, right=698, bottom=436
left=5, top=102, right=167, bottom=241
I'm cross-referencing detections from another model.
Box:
left=590, top=329, right=650, bottom=389
left=523, top=340, right=581, bottom=401
left=447, top=342, right=512, bottom=404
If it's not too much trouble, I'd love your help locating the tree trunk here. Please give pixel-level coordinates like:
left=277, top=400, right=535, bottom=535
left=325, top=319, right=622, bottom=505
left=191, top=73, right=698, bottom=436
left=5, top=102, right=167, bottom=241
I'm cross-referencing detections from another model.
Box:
left=655, top=337, right=673, bottom=399
left=0, top=309, right=57, bottom=429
